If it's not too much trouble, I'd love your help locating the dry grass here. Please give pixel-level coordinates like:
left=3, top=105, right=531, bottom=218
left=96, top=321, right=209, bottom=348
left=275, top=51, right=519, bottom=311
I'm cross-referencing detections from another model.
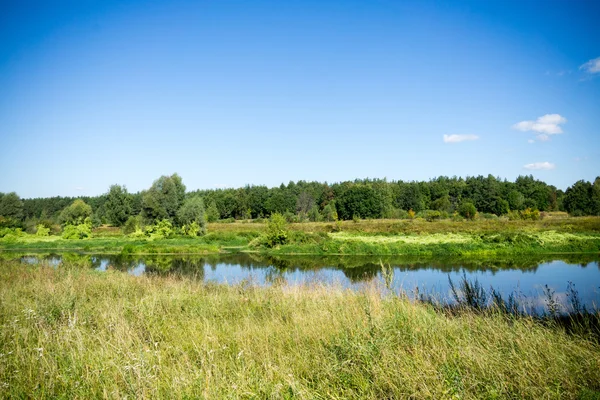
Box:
left=1, top=260, right=599, bottom=399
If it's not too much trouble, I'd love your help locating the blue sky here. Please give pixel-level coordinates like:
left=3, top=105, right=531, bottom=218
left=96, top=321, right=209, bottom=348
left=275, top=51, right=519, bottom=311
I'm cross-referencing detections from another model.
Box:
left=1, top=0, right=599, bottom=198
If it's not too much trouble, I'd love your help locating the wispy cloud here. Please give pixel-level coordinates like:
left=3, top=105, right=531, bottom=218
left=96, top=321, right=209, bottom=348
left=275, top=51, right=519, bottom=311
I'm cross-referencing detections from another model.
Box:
left=580, top=57, right=600, bottom=74
left=443, top=134, right=479, bottom=143
left=524, top=162, right=556, bottom=170
left=512, top=114, right=566, bottom=142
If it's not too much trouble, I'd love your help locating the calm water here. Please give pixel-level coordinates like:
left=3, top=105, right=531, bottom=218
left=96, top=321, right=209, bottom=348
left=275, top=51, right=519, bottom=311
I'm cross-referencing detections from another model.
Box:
left=13, top=252, right=600, bottom=313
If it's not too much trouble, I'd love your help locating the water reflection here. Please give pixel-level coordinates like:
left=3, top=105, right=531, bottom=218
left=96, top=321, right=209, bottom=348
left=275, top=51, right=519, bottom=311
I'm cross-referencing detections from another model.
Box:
left=7, top=251, right=600, bottom=312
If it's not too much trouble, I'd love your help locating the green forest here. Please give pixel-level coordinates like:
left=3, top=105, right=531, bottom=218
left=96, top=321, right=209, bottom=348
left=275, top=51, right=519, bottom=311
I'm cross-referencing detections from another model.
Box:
left=1, top=174, right=599, bottom=235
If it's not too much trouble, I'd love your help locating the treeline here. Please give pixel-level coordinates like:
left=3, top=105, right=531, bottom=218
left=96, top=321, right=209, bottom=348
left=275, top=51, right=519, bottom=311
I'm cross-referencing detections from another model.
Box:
left=1, top=174, right=600, bottom=231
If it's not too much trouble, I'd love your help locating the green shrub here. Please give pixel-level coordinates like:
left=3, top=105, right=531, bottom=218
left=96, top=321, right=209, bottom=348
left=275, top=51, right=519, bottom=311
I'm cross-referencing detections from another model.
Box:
left=62, top=218, right=92, bottom=239
left=145, top=219, right=174, bottom=240
left=122, top=215, right=142, bottom=235
left=424, top=210, right=442, bottom=222
left=35, top=224, right=50, bottom=236
left=265, top=213, right=289, bottom=247
left=458, top=202, right=477, bottom=220
left=520, top=208, right=541, bottom=221
left=181, top=221, right=202, bottom=237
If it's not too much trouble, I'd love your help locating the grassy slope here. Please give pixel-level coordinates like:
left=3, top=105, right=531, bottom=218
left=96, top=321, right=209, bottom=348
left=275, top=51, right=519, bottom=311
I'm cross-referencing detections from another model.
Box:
left=1, top=216, right=599, bottom=256
left=1, top=261, right=599, bottom=399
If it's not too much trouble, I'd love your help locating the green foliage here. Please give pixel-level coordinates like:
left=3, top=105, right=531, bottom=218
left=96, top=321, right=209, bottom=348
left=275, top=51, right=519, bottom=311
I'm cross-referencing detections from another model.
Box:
left=62, top=217, right=92, bottom=239
left=145, top=219, right=174, bottom=240
left=205, top=201, right=220, bottom=222
left=181, top=221, right=202, bottom=237
left=563, top=179, right=600, bottom=216
left=35, top=224, right=50, bottom=236
left=59, top=199, right=92, bottom=226
left=458, top=202, right=477, bottom=220
left=0, top=192, right=24, bottom=223
left=122, top=215, right=142, bottom=235
left=431, top=195, right=452, bottom=213
left=141, top=174, right=186, bottom=223
left=520, top=208, right=541, bottom=221
left=104, top=184, right=132, bottom=226
left=308, top=205, right=322, bottom=222
left=507, top=190, right=525, bottom=211
left=337, top=185, right=385, bottom=220
left=265, top=213, right=289, bottom=247
left=424, top=210, right=442, bottom=222
left=322, top=202, right=338, bottom=222
left=177, top=196, right=206, bottom=235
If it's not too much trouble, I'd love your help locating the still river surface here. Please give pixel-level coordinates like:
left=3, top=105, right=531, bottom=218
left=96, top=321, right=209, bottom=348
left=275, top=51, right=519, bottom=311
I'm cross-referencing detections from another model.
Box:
left=13, top=252, right=600, bottom=313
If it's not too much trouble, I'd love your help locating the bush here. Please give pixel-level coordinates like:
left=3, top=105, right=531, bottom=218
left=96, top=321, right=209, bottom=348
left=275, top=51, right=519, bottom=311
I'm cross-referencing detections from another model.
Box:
left=520, top=208, right=541, bottom=221
left=145, top=219, right=174, bottom=240
left=181, top=221, right=202, bottom=237
left=308, top=205, right=322, bottom=222
left=390, top=208, right=409, bottom=219
left=322, top=202, right=338, bottom=222
left=122, top=216, right=142, bottom=235
left=264, top=213, right=289, bottom=247
left=35, top=224, right=50, bottom=236
left=62, top=218, right=92, bottom=239
left=424, top=210, right=442, bottom=222
left=458, top=202, right=477, bottom=220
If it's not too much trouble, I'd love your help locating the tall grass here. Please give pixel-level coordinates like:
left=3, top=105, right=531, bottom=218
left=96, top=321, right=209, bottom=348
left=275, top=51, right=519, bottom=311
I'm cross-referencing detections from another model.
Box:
left=1, top=260, right=599, bottom=399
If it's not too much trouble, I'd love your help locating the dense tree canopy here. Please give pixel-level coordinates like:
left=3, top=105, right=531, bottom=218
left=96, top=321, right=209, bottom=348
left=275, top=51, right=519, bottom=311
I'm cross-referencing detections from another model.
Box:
left=141, top=174, right=186, bottom=223
left=9, top=174, right=599, bottom=230
left=59, top=199, right=92, bottom=225
left=0, top=192, right=24, bottom=226
left=104, top=185, right=132, bottom=227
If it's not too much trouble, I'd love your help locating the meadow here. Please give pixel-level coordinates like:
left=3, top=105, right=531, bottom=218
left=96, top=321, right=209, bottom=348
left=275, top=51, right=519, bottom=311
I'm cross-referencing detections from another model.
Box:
left=1, top=259, right=599, bottom=399
left=1, top=216, right=600, bottom=257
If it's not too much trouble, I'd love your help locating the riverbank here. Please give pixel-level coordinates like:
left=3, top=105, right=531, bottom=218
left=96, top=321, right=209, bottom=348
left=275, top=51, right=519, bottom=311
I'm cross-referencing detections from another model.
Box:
left=1, top=217, right=599, bottom=256
left=1, top=260, right=598, bottom=399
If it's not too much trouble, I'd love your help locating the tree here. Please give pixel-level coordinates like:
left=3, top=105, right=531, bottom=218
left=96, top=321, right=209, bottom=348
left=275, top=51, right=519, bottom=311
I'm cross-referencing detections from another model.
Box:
left=431, top=195, right=452, bottom=213
left=296, top=191, right=315, bottom=219
left=337, top=185, right=385, bottom=220
left=104, top=185, right=132, bottom=226
left=322, top=202, right=338, bottom=221
left=264, top=213, right=288, bottom=247
left=563, top=180, right=593, bottom=215
left=141, top=174, right=186, bottom=223
left=0, top=192, right=24, bottom=226
left=205, top=200, right=220, bottom=222
left=176, top=196, right=206, bottom=235
left=59, top=199, right=92, bottom=225
left=507, top=190, right=524, bottom=211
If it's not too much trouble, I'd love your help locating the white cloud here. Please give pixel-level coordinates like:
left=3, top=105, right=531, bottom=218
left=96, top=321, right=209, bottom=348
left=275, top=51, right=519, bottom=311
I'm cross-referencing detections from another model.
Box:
left=527, top=139, right=535, bottom=144
left=512, top=114, right=566, bottom=136
left=523, top=162, right=556, bottom=170
left=443, top=134, right=479, bottom=143
left=580, top=57, right=600, bottom=74
left=536, top=134, right=550, bottom=142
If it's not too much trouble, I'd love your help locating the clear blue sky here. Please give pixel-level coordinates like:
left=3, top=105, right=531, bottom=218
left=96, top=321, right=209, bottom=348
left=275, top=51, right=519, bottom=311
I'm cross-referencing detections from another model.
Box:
left=1, top=0, right=599, bottom=198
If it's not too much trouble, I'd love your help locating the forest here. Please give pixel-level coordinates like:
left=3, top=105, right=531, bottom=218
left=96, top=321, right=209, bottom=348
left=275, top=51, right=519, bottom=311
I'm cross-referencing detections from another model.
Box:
left=1, top=174, right=599, bottom=235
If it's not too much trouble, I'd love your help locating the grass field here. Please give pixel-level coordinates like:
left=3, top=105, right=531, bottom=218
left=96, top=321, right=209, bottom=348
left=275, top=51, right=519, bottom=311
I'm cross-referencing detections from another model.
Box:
left=1, top=216, right=599, bottom=256
left=1, top=260, right=599, bottom=399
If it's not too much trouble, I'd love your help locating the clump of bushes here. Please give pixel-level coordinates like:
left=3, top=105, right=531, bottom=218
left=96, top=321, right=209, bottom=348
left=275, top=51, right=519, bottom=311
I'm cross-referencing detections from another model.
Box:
left=251, top=213, right=289, bottom=248
left=424, top=210, right=442, bottom=222
left=458, top=202, right=477, bottom=220
left=62, top=217, right=92, bottom=239
left=35, top=224, right=50, bottom=236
